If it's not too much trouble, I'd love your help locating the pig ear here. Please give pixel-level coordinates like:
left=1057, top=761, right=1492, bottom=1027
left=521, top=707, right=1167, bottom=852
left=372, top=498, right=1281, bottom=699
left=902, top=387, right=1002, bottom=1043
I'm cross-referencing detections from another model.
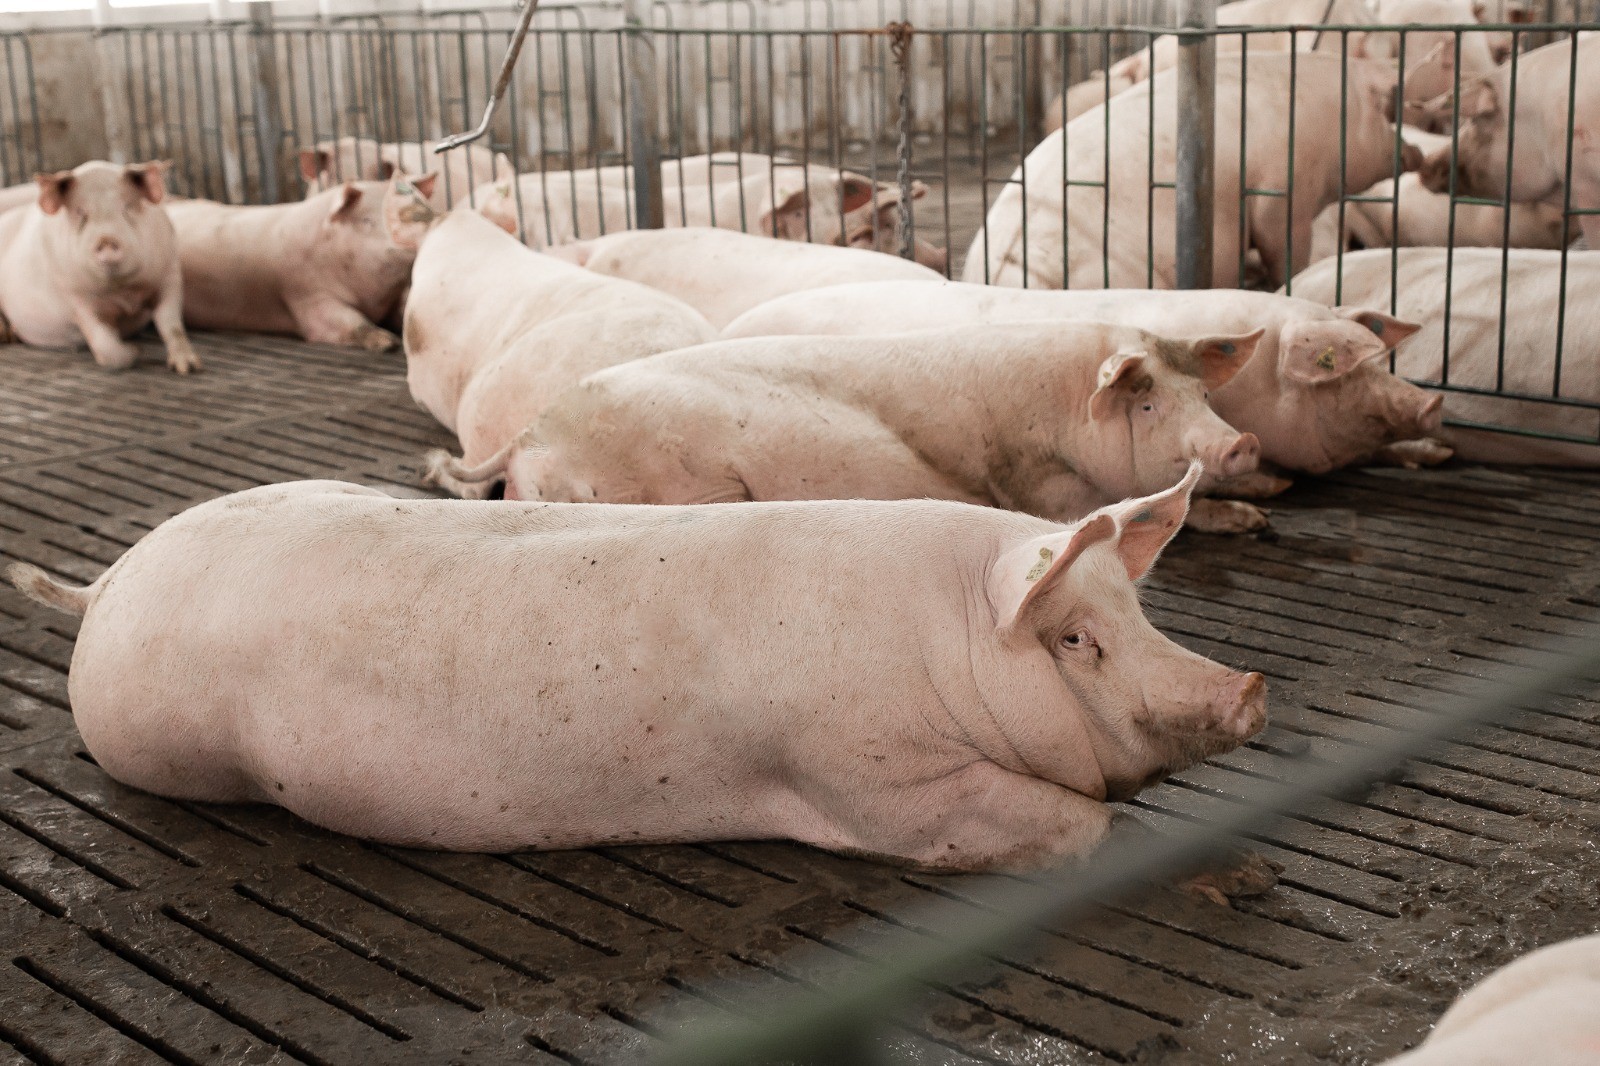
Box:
left=1089, top=352, right=1150, bottom=421
left=493, top=152, right=516, bottom=184
left=838, top=176, right=878, bottom=215
left=33, top=170, right=73, bottom=215
left=758, top=183, right=811, bottom=240
left=1102, top=461, right=1202, bottom=581
left=1279, top=319, right=1391, bottom=383
left=328, top=182, right=363, bottom=222
left=123, top=160, right=168, bottom=204
left=299, top=147, right=330, bottom=185
left=1334, top=307, right=1421, bottom=349
left=383, top=175, right=438, bottom=250
left=1461, top=79, right=1497, bottom=120
left=1190, top=329, right=1263, bottom=391
left=376, top=159, right=398, bottom=180
left=988, top=514, right=1117, bottom=631
left=407, top=170, right=439, bottom=201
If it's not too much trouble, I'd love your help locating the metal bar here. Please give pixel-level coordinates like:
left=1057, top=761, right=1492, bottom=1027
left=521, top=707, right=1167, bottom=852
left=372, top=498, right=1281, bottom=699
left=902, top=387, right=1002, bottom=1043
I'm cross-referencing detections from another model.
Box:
left=614, top=0, right=659, bottom=225
left=435, top=0, right=542, bottom=153
left=1176, top=17, right=1224, bottom=290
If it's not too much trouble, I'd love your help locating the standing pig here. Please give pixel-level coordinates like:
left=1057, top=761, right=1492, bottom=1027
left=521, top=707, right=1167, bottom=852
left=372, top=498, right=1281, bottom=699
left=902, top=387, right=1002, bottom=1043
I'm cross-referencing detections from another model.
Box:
left=389, top=198, right=716, bottom=498
left=724, top=281, right=1441, bottom=527
left=546, top=227, right=942, bottom=329
left=166, top=173, right=428, bottom=350
left=298, top=135, right=511, bottom=209
left=1290, top=247, right=1600, bottom=464
left=488, top=323, right=1262, bottom=527
left=5, top=466, right=1266, bottom=869
left=965, top=54, right=1413, bottom=290
left=0, top=160, right=199, bottom=373
left=1419, top=35, right=1600, bottom=245
left=1382, top=935, right=1600, bottom=1065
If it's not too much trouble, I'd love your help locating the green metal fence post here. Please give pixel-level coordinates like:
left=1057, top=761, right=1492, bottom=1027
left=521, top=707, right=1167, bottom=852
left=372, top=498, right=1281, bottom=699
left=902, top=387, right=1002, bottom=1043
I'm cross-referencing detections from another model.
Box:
left=625, top=0, right=665, bottom=229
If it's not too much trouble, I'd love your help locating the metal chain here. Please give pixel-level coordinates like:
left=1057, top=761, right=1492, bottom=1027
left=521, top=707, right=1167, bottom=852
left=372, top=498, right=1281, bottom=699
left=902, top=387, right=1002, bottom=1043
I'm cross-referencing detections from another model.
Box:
left=888, top=21, right=915, bottom=261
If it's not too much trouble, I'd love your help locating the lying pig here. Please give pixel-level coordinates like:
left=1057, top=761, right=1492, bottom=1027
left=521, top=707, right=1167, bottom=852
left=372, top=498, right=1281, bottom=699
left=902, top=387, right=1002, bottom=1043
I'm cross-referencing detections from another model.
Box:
left=1309, top=125, right=1565, bottom=258
left=0, top=160, right=199, bottom=373
left=477, top=153, right=948, bottom=268
left=1290, top=247, right=1600, bottom=463
left=5, top=466, right=1266, bottom=869
left=724, top=281, right=1442, bottom=520
left=476, top=323, right=1262, bottom=532
left=389, top=197, right=716, bottom=497
left=166, top=173, right=428, bottom=351
left=546, top=227, right=943, bottom=329
left=298, top=135, right=511, bottom=210
left=966, top=54, right=1413, bottom=290
left=1383, top=935, right=1600, bottom=1064
left=1419, top=35, right=1600, bottom=245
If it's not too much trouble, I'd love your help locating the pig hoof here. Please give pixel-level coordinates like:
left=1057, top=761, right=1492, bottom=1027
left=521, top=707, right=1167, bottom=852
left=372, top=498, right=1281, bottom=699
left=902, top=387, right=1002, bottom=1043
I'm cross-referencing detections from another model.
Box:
left=167, top=348, right=202, bottom=375
left=1372, top=438, right=1454, bottom=469
left=1209, top=471, right=1294, bottom=500
left=1178, top=850, right=1281, bottom=907
left=356, top=325, right=400, bottom=352
left=1184, top=499, right=1270, bottom=535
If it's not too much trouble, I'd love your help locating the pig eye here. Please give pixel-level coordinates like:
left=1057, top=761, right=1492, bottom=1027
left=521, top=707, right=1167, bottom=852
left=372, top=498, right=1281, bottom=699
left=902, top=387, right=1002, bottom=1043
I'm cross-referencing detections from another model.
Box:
left=1140, top=402, right=1154, bottom=413
left=1060, top=629, right=1096, bottom=652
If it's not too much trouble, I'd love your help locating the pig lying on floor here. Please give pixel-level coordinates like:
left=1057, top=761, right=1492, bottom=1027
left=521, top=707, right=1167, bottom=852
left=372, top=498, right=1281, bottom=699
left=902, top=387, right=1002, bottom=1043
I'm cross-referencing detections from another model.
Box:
left=439, top=323, right=1264, bottom=531
left=8, top=466, right=1266, bottom=870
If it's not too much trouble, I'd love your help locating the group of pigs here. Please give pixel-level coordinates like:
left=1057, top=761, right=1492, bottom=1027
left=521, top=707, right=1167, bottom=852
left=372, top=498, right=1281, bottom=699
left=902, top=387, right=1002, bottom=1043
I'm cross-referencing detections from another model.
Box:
left=3, top=18, right=1598, bottom=1059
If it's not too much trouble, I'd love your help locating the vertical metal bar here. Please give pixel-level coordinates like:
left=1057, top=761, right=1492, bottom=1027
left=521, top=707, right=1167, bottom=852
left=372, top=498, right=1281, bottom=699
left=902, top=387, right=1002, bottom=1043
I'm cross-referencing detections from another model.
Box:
left=624, top=0, right=665, bottom=229
left=1174, top=0, right=1215, bottom=289
left=250, top=3, right=284, bottom=202
left=890, top=23, right=917, bottom=261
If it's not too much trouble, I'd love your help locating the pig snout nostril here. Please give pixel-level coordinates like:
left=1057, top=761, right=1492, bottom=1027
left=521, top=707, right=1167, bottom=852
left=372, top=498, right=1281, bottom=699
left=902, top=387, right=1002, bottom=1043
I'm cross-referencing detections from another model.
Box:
left=1220, top=433, right=1260, bottom=477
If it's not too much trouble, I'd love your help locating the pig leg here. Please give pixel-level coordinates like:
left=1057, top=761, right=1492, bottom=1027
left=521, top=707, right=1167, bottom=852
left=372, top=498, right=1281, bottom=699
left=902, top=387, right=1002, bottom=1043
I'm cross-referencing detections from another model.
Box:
left=1185, top=498, right=1270, bottom=534
left=288, top=296, right=400, bottom=352
left=152, top=277, right=201, bottom=375
left=825, top=762, right=1115, bottom=872
left=1370, top=438, right=1454, bottom=468
left=72, top=303, right=141, bottom=371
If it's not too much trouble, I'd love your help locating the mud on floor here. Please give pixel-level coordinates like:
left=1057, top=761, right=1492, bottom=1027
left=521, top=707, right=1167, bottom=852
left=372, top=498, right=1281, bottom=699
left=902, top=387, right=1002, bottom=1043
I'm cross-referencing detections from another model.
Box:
left=1, top=334, right=1598, bottom=1065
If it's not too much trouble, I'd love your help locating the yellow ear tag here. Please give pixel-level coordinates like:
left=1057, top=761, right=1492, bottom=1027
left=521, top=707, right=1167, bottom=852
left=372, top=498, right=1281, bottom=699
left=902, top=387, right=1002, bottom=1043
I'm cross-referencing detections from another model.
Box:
left=395, top=179, right=414, bottom=195
left=1025, top=547, right=1054, bottom=582
left=1316, top=348, right=1337, bottom=371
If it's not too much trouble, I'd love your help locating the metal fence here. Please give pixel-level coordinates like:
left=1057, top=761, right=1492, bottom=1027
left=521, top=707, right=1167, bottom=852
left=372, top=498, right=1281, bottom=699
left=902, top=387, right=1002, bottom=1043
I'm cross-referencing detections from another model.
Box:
left=2, top=14, right=1599, bottom=446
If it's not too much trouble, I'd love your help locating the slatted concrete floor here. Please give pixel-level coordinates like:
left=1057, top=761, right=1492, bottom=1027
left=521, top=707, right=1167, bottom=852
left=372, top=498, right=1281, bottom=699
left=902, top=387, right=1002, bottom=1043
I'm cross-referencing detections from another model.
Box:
left=2, top=334, right=1599, bottom=1066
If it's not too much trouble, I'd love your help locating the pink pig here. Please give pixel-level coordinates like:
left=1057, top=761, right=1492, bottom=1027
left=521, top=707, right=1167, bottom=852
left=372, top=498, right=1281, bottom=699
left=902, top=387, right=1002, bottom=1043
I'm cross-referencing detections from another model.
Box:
left=165, top=174, right=428, bottom=350
left=6, top=464, right=1265, bottom=870
left=0, top=160, right=199, bottom=373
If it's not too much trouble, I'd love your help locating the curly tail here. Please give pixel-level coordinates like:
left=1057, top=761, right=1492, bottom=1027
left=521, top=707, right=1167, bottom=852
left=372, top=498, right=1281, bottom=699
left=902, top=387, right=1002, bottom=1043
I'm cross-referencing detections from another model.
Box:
left=6, top=562, right=95, bottom=616
left=423, top=440, right=520, bottom=500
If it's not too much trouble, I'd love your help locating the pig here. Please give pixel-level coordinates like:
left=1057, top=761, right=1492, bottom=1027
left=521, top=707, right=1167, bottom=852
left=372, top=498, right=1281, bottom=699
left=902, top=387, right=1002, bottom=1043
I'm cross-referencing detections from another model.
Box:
left=298, top=135, right=511, bottom=210
left=4, top=465, right=1267, bottom=871
left=723, top=280, right=1443, bottom=522
left=0, top=181, right=38, bottom=215
left=475, top=323, right=1263, bottom=536
left=965, top=54, right=1413, bottom=291
left=1040, top=0, right=1497, bottom=134
left=544, top=227, right=943, bottom=329
left=1419, top=35, right=1600, bottom=246
left=1383, top=935, right=1600, bottom=1065
left=476, top=153, right=948, bottom=269
left=165, top=173, right=428, bottom=351
left=1289, top=246, right=1600, bottom=463
left=0, top=160, right=199, bottom=374
left=1308, top=171, right=1569, bottom=262
left=387, top=198, right=717, bottom=498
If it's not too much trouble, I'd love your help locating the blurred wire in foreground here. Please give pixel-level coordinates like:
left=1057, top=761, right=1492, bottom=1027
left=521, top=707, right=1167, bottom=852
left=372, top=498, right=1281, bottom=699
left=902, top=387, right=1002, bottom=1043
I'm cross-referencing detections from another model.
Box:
left=652, top=628, right=1600, bottom=1066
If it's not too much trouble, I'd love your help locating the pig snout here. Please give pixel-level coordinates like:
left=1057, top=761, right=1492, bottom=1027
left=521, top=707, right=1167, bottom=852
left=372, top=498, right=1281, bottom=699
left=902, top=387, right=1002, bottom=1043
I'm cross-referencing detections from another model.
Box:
left=1192, top=430, right=1260, bottom=479
left=1212, top=670, right=1268, bottom=741
left=93, top=235, right=127, bottom=271
left=1418, top=149, right=1455, bottom=194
